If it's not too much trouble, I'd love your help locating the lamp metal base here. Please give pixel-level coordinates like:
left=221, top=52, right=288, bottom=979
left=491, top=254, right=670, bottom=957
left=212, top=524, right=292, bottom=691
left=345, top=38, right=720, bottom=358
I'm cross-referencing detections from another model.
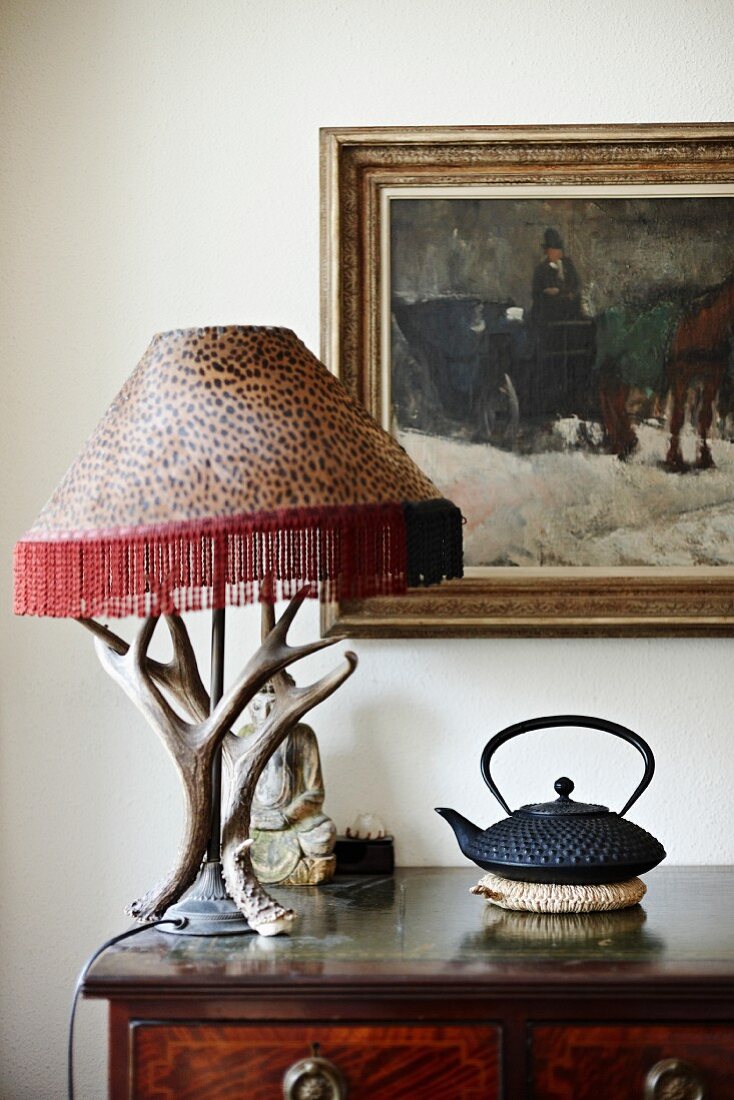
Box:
left=161, top=860, right=252, bottom=936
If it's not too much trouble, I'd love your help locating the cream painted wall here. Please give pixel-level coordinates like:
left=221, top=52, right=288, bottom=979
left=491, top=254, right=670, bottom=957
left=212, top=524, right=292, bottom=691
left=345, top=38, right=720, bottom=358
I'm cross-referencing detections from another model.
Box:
left=1, top=1, right=733, bottom=1096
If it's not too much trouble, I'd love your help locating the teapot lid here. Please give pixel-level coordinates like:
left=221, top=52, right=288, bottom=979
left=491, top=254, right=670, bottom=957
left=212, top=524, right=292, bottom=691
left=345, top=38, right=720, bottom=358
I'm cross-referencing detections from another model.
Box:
left=517, top=777, right=608, bottom=817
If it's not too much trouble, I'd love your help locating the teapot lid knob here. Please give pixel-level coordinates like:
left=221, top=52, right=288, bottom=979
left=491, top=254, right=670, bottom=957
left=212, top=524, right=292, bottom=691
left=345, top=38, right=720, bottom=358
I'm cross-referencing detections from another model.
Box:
left=554, top=776, right=575, bottom=799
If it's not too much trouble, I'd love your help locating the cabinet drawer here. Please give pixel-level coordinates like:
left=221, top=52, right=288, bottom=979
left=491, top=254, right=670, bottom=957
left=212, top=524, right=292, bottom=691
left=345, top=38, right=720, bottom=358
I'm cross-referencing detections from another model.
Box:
left=130, top=1022, right=500, bottom=1099
left=532, top=1024, right=734, bottom=1099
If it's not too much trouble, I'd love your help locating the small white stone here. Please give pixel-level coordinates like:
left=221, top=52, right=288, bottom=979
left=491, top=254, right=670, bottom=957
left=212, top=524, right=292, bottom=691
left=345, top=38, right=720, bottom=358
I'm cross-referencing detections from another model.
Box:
left=254, top=911, right=297, bottom=937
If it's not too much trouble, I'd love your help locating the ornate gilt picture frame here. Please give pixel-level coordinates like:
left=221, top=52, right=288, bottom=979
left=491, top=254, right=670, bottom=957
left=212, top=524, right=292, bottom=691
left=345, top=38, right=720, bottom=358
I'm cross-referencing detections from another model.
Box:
left=320, top=125, right=734, bottom=637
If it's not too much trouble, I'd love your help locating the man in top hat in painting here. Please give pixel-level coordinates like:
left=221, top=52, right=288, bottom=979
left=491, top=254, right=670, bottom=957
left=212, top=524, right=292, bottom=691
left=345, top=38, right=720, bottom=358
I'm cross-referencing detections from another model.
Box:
left=531, top=227, right=583, bottom=325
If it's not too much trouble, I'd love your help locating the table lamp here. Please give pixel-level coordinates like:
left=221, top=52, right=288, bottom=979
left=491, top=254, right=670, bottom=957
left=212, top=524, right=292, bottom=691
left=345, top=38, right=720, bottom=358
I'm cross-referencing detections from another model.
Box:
left=14, top=325, right=462, bottom=936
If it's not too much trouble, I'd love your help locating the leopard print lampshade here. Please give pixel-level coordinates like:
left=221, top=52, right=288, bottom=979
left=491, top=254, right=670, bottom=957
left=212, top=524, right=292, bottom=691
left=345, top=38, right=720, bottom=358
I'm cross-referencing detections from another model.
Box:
left=14, top=326, right=462, bottom=617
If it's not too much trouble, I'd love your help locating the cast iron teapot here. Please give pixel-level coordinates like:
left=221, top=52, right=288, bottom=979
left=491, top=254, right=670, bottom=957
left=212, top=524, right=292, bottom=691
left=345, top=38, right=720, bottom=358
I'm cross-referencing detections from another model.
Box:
left=436, top=715, right=666, bottom=885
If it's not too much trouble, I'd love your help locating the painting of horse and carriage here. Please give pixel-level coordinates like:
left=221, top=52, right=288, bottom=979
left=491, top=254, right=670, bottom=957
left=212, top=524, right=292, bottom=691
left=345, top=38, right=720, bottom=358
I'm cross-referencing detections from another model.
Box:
left=390, top=193, right=734, bottom=569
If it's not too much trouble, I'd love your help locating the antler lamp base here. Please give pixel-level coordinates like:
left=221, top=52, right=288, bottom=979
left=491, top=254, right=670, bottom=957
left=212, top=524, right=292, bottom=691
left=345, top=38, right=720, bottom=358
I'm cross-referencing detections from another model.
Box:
left=84, top=591, right=356, bottom=937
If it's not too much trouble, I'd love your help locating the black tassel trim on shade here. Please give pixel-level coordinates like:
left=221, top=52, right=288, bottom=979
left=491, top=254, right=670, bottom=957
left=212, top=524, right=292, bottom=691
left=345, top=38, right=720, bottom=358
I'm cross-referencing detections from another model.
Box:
left=403, top=498, right=464, bottom=587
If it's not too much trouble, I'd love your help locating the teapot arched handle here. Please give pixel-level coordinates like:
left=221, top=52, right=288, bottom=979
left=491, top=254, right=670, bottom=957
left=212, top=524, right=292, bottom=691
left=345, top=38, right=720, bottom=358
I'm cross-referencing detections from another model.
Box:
left=480, top=715, right=656, bottom=818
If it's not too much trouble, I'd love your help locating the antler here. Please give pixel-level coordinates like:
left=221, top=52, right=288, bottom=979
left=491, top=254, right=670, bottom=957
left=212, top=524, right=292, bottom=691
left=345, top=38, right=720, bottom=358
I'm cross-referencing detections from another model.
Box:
left=90, top=616, right=215, bottom=919
left=85, top=590, right=352, bottom=928
left=221, top=600, right=357, bottom=934
left=82, top=614, right=209, bottom=721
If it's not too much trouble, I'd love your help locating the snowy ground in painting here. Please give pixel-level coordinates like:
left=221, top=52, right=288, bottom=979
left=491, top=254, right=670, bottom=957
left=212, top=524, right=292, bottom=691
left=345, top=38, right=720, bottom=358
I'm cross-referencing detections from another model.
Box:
left=399, top=422, right=734, bottom=567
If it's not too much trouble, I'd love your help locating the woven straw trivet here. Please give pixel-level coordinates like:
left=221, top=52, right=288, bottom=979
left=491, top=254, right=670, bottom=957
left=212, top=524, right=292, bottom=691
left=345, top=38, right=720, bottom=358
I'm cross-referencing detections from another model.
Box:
left=471, top=872, right=646, bottom=913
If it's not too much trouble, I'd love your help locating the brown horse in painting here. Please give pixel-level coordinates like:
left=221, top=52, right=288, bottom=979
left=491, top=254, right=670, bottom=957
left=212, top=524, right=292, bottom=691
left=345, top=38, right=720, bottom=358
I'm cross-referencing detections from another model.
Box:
left=665, top=274, right=734, bottom=470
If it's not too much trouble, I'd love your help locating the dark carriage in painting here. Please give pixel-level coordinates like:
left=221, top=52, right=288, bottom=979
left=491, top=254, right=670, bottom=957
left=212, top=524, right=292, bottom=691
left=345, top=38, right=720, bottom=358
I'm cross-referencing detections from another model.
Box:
left=392, top=295, right=597, bottom=446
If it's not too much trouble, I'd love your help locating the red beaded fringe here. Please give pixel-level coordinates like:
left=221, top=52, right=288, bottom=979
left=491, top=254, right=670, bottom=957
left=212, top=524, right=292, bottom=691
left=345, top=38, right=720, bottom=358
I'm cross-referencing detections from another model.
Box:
left=13, top=504, right=409, bottom=618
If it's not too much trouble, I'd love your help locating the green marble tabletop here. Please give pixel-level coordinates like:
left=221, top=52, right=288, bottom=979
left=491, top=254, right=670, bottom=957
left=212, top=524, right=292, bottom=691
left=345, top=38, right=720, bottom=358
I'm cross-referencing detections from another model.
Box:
left=83, top=866, right=734, bottom=995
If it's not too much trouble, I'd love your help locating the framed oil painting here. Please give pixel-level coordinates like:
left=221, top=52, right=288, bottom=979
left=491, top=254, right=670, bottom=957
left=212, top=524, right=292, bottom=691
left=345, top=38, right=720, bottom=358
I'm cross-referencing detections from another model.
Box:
left=320, top=125, right=734, bottom=636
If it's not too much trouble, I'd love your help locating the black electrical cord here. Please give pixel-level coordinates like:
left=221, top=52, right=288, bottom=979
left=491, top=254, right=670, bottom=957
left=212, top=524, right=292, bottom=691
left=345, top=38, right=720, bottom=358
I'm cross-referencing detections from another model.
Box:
left=67, top=917, right=187, bottom=1100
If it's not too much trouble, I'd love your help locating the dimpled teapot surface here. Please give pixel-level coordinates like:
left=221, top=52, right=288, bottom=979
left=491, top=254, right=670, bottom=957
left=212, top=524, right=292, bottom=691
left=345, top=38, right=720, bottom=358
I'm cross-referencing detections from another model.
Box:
left=436, top=715, right=666, bottom=886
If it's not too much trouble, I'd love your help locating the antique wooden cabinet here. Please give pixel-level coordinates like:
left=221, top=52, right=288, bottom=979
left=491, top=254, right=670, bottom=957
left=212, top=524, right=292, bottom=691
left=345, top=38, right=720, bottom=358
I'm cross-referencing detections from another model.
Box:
left=83, top=866, right=734, bottom=1098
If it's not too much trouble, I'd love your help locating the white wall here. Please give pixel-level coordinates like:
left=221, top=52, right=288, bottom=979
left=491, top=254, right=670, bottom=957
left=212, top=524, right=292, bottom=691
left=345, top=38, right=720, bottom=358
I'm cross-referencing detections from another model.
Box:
left=1, top=1, right=733, bottom=1096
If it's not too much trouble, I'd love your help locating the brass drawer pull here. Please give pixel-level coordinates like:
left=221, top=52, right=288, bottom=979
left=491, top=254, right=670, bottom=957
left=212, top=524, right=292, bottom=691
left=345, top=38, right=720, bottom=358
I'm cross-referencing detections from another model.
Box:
left=283, top=1043, right=347, bottom=1099
left=644, top=1057, right=706, bottom=1099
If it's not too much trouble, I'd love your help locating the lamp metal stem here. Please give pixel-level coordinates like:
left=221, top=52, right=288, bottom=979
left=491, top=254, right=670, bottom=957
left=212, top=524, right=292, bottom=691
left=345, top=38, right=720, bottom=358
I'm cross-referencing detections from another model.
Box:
left=206, top=607, right=225, bottom=862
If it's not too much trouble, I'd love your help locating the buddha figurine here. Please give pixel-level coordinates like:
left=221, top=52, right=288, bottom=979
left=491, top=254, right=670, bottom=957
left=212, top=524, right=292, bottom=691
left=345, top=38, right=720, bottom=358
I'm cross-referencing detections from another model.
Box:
left=242, top=680, right=337, bottom=886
